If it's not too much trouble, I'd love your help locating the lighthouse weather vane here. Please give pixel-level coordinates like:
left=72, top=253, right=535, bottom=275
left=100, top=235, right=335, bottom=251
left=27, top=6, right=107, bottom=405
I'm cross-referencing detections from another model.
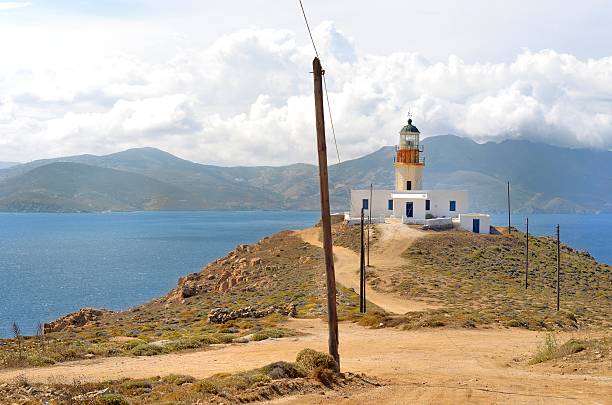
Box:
left=407, top=110, right=413, bottom=122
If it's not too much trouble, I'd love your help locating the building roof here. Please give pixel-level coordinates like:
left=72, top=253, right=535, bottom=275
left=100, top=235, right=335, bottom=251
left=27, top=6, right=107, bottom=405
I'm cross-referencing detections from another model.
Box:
left=400, top=119, right=420, bottom=134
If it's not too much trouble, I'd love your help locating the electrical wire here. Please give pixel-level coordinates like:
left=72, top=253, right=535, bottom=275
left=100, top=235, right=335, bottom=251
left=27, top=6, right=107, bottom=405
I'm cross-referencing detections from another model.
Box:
left=298, top=0, right=341, bottom=164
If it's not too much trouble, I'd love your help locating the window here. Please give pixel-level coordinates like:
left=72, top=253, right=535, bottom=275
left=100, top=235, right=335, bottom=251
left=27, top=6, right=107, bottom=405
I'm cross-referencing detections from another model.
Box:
left=406, top=180, right=412, bottom=190
left=425, top=199, right=431, bottom=210
left=388, top=199, right=393, bottom=210
left=362, top=199, right=369, bottom=210
left=449, top=200, right=456, bottom=211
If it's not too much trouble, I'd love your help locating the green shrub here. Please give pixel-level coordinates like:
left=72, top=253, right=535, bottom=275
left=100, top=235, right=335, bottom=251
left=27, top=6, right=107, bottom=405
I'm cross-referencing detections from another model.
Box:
left=251, top=333, right=269, bottom=342
left=99, top=394, right=130, bottom=405
left=26, top=354, right=56, bottom=366
left=161, top=374, right=196, bottom=386
left=163, top=338, right=202, bottom=352
left=130, top=343, right=162, bottom=356
left=122, top=379, right=153, bottom=389
left=122, top=339, right=147, bottom=350
left=88, top=343, right=124, bottom=357
left=260, top=361, right=306, bottom=379
left=295, top=349, right=337, bottom=373
left=198, top=335, right=222, bottom=345
left=356, top=311, right=388, bottom=328
left=529, top=334, right=586, bottom=364
left=251, top=328, right=294, bottom=342
left=194, top=379, right=219, bottom=394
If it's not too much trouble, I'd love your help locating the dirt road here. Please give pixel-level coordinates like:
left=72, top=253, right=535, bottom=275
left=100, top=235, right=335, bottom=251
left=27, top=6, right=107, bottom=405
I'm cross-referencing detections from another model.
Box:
left=298, top=224, right=439, bottom=313
left=1, top=319, right=609, bottom=404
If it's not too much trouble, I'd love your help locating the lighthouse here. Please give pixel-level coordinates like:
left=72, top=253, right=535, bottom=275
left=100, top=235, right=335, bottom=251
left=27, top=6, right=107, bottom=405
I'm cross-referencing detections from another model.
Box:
left=395, top=118, right=424, bottom=191
left=348, top=113, right=489, bottom=233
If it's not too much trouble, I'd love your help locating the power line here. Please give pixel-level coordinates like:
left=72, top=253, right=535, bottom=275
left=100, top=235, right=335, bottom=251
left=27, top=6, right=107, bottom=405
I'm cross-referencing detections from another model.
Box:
left=298, top=0, right=341, bottom=164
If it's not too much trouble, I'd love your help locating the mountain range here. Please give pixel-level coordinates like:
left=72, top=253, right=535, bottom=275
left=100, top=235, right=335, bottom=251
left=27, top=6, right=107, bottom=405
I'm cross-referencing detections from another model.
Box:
left=0, top=135, right=610, bottom=213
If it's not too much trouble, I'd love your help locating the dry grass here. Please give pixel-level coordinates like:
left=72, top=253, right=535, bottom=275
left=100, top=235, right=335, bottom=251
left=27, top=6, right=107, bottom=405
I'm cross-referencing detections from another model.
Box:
left=385, top=228, right=611, bottom=330
left=529, top=334, right=586, bottom=365
left=0, top=350, right=376, bottom=404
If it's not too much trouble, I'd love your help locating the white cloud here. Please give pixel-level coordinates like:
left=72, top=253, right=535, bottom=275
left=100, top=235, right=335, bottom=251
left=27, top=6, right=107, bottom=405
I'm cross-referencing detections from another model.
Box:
left=1, top=22, right=612, bottom=165
left=0, top=2, right=30, bottom=11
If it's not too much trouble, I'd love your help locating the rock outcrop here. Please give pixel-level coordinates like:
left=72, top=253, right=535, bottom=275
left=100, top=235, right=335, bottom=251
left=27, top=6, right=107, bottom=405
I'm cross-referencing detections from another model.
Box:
left=44, top=308, right=113, bottom=333
left=207, top=304, right=297, bottom=324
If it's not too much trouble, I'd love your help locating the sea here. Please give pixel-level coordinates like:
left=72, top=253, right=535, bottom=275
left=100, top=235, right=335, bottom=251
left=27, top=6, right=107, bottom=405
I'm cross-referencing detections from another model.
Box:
left=0, top=211, right=610, bottom=338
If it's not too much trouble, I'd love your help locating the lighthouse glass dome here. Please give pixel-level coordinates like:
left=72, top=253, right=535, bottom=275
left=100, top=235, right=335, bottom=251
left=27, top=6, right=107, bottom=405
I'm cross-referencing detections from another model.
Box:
left=399, top=132, right=420, bottom=149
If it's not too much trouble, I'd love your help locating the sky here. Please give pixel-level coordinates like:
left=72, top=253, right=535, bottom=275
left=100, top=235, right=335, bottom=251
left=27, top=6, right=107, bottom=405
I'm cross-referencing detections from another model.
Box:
left=1, top=0, right=611, bottom=165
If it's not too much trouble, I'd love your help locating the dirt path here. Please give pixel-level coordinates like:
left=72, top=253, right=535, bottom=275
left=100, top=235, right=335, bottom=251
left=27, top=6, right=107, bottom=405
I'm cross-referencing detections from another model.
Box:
left=1, top=319, right=609, bottom=404
left=298, top=225, right=438, bottom=314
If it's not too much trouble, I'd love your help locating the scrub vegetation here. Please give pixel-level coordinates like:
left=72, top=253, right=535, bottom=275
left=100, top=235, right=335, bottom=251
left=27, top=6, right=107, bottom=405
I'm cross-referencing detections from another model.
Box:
left=374, top=227, right=611, bottom=330
left=0, top=349, right=379, bottom=404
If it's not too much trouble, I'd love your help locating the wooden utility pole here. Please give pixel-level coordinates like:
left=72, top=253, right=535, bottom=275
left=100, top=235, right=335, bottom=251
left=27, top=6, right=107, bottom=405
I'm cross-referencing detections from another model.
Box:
left=360, top=208, right=365, bottom=313
left=312, top=57, right=340, bottom=369
left=556, top=224, right=561, bottom=311
left=525, top=217, right=529, bottom=289
left=507, top=181, right=511, bottom=234
left=367, top=183, right=372, bottom=266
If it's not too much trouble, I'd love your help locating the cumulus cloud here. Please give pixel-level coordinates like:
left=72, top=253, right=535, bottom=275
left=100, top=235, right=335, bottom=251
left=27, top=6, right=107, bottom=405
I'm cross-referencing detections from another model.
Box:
left=1, top=21, right=611, bottom=165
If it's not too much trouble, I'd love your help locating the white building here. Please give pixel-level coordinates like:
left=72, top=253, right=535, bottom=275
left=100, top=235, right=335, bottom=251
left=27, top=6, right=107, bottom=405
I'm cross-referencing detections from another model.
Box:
left=349, top=117, right=490, bottom=233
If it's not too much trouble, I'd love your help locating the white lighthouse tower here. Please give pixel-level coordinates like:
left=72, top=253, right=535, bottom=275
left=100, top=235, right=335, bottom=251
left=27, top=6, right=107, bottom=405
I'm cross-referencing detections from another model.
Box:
left=349, top=113, right=490, bottom=233
left=394, top=118, right=424, bottom=191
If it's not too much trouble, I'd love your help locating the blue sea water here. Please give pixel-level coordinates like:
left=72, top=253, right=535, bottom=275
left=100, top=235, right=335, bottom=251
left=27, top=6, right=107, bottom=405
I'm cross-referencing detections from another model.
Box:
left=489, top=213, right=612, bottom=266
left=0, top=211, right=320, bottom=338
left=0, top=211, right=610, bottom=338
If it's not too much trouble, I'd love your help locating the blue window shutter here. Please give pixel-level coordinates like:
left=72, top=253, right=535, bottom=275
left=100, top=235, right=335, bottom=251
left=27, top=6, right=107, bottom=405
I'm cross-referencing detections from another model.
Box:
left=450, top=200, right=456, bottom=211
left=362, top=199, right=369, bottom=209
left=388, top=199, right=393, bottom=210
left=425, top=199, right=431, bottom=210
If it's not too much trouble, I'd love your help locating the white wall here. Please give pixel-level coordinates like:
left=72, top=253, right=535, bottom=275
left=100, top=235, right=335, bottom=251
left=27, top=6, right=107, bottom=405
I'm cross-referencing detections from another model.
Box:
left=426, top=190, right=469, bottom=218
left=459, top=214, right=491, bottom=234
left=350, top=189, right=394, bottom=220
left=392, top=197, right=426, bottom=220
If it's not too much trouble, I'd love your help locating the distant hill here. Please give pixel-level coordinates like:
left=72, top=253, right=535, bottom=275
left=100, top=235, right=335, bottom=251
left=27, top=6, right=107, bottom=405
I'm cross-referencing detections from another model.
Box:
left=0, top=162, right=18, bottom=169
left=0, top=136, right=610, bottom=213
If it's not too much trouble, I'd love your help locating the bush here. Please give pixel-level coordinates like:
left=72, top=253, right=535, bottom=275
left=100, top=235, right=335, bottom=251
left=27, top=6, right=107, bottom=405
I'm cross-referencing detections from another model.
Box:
left=163, top=338, right=202, bottom=352
left=122, top=379, right=153, bottom=390
left=260, top=361, right=306, bottom=379
left=99, top=394, right=130, bottom=405
left=161, top=374, right=196, bottom=386
left=130, top=343, right=163, bottom=356
left=356, top=312, right=388, bottom=328
left=194, top=379, right=219, bottom=394
left=295, top=349, right=337, bottom=373
left=251, top=333, right=269, bottom=342
left=122, top=339, right=147, bottom=350
left=529, top=334, right=586, bottom=364
left=198, top=335, right=222, bottom=345
left=26, top=354, right=56, bottom=366
left=88, top=343, right=124, bottom=356
left=311, top=366, right=337, bottom=387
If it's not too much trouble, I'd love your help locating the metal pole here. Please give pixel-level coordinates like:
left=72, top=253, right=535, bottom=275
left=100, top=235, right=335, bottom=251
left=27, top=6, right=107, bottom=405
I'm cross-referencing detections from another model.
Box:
left=312, top=57, right=340, bottom=369
left=525, top=217, right=529, bottom=289
left=360, top=208, right=365, bottom=313
left=367, top=183, right=372, bottom=266
left=556, top=224, right=560, bottom=311
left=507, top=181, right=511, bottom=234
